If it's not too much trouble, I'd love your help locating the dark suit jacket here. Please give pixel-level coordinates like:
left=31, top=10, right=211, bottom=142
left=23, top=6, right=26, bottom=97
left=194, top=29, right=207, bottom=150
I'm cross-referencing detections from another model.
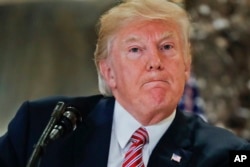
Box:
left=0, top=95, right=249, bottom=167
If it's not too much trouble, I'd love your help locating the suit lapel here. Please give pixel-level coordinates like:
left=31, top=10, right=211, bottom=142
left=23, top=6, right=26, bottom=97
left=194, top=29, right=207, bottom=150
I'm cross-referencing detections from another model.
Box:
left=148, top=109, right=193, bottom=167
left=66, top=97, right=193, bottom=167
left=73, top=97, right=115, bottom=167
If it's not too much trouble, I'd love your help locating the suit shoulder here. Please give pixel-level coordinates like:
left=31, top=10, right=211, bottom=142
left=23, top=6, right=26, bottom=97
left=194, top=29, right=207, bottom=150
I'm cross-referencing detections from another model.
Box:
left=28, top=94, right=103, bottom=108
left=184, top=112, right=250, bottom=150
left=20, top=94, right=104, bottom=118
left=29, top=94, right=103, bottom=106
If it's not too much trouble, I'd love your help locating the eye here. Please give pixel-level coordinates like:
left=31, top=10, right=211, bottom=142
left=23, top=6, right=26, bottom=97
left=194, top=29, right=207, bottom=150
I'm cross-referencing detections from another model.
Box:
left=127, top=46, right=143, bottom=59
left=161, top=44, right=173, bottom=50
left=129, top=47, right=140, bottom=53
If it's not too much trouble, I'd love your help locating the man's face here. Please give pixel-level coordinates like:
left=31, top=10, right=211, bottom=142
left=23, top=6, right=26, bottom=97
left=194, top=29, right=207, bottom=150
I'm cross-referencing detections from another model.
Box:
left=99, top=19, right=191, bottom=124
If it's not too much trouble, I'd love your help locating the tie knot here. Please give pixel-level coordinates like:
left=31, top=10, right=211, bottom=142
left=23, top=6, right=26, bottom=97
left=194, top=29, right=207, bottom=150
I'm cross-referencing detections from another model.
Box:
left=131, top=127, right=148, bottom=145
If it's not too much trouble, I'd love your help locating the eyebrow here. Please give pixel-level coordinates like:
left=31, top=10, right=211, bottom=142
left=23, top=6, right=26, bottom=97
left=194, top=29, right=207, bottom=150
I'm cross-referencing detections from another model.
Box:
left=159, top=32, right=175, bottom=41
left=123, top=32, right=174, bottom=44
left=123, top=35, right=142, bottom=44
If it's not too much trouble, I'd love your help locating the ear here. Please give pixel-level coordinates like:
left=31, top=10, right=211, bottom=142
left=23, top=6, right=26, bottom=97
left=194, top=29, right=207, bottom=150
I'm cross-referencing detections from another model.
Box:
left=99, top=59, right=116, bottom=88
left=184, top=58, right=192, bottom=82
left=184, top=44, right=192, bottom=82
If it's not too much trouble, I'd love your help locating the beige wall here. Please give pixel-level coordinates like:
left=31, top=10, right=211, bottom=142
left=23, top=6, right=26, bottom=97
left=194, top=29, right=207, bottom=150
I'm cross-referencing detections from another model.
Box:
left=0, top=1, right=114, bottom=135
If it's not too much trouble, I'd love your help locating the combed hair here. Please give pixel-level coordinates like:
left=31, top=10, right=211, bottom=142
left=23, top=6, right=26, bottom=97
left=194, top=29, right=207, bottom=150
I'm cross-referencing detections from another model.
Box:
left=94, top=0, right=191, bottom=96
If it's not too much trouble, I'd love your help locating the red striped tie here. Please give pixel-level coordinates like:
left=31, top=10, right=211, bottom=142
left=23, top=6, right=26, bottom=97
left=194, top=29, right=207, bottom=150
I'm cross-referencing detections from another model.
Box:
left=122, top=127, right=149, bottom=167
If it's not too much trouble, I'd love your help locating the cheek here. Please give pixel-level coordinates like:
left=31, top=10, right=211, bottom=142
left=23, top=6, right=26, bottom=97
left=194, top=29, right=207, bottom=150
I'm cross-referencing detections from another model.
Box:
left=168, top=59, right=188, bottom=83
left=115, top=61, right=143, bottom=87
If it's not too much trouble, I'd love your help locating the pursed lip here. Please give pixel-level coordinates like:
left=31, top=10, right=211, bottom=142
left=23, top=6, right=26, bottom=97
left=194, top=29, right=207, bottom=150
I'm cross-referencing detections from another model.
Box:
left=142, top=79, right=170, bottom=87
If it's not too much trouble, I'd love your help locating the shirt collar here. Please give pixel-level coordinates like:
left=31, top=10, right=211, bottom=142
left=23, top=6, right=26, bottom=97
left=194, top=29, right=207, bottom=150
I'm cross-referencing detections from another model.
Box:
left=113, top=100, right=176, bottom=150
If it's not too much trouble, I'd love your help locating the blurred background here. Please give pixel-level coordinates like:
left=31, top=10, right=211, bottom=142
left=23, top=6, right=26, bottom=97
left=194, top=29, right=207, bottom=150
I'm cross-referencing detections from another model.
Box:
left=0, top=0, right=249, bottom=141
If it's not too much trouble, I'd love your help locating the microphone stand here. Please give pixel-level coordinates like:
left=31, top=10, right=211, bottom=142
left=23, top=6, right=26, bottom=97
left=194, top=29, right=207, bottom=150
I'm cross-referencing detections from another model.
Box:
left=26, top=101, right=65, bottom=167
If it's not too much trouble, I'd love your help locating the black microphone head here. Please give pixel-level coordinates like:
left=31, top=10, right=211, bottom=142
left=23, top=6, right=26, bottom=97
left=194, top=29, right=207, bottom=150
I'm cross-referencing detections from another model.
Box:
left=65, top=106, right=82, bottom=127
left=49, top=106, right=82, bottom=140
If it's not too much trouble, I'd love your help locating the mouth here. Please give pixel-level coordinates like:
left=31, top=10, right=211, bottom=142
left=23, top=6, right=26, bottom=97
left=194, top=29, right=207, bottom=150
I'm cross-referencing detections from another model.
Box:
left=143, top=79, right=169, bottom=88
left=145, top=79, right=166, bottom=83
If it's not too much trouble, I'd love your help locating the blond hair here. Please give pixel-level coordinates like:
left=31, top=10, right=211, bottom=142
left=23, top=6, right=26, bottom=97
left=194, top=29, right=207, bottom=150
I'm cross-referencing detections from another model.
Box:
left=94, top=0, right=191, bottom=96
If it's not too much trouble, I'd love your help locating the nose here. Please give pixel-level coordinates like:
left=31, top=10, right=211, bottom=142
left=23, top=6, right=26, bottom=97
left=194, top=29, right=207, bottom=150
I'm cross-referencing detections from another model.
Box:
left=146, top=50, right=164, bottom=71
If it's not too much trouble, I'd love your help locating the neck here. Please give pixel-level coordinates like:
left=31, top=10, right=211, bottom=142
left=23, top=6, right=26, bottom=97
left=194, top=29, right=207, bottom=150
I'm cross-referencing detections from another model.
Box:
left=129, top=108, right=175, bottom=126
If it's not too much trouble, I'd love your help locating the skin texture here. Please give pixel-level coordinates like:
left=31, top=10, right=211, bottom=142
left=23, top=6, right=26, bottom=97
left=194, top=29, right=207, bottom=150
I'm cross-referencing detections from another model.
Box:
left=99, top=19, right=191, bottom=125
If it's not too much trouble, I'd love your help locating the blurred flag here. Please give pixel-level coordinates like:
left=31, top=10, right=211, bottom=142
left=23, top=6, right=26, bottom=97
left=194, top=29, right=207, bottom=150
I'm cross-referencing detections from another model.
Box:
left=178, top=75, right=207, bottom=121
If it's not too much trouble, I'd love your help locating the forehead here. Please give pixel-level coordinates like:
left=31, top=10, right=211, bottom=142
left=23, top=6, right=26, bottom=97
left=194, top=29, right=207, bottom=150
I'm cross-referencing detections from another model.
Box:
left=115, top=19, right=181, bottom=43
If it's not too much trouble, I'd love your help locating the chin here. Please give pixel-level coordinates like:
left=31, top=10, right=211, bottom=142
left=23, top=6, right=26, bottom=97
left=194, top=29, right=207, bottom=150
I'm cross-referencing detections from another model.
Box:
left=148, top=89, right=168, bottom=103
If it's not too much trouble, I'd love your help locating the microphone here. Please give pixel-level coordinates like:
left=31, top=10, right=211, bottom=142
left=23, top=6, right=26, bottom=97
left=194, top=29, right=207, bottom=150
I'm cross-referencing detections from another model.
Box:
left=26, top=102, right=82, bottom=167
left=26, top=101, right=65, bottom=167
left=49, top=106, right=82, bottom=140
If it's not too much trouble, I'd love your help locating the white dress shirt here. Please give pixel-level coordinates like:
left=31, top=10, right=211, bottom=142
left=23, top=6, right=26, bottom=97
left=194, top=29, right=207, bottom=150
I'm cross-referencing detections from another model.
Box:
left=107, top=100, right=176, bottom=167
